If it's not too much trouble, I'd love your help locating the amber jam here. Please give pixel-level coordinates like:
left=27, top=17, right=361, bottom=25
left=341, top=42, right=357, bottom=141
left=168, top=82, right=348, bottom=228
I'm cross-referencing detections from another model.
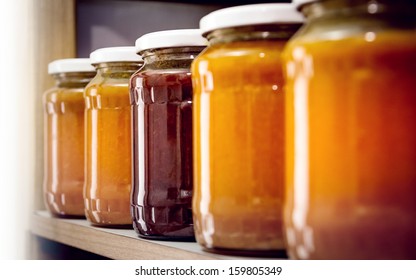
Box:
left=283, top=0, right=416, bottom=259
left=43, top=59, right=95, bottom=218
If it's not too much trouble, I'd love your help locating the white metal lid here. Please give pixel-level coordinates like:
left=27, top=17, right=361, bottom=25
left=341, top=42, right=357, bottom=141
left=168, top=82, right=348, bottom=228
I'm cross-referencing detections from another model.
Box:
left=292, top=0, right=317, bottom=9
left=48, top=58, right=95, bottom=74
left=135, top=29, right=208, bottom=53
left=89, top=46, right=143, bottom=64
left=200, top=3, right=304, bottom=35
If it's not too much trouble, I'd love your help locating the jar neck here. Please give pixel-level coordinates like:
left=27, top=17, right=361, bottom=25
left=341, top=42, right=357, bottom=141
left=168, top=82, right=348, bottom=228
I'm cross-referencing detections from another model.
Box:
left=53, top=72, right=96, bottom=88
left=206, top=24, right=303, bottom=46
left=94, top=62, right=143, bottom=78
left=302, top=0, right=416, bottom=25
left=140, top=47, right=205, bottom=70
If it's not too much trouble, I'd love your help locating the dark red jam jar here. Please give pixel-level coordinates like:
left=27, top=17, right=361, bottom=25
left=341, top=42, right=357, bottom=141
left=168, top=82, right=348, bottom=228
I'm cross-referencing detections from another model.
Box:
left=130, top=29, right=207, bottom=240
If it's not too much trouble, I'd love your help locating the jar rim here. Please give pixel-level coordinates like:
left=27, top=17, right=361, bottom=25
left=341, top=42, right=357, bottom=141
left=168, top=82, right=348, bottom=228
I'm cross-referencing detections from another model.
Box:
left=200, top=3, right=304, bottom=36
left=90, top=46, right=143, bottom=64
left=293, top=0, right=316, bottom=10
left=48, top=58, right=95, bottom=74
left=135, top=29, right=207, bottom=54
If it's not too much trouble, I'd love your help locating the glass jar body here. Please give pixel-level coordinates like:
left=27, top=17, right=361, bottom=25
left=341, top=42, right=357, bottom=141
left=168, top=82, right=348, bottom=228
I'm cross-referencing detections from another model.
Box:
left=43, top=72, right=95, bottom=218
left=191, top=25, right=300, bottom=255
left=283, top=0, right=416, bottom=259
left=130, top=47, right=203, bottom=240
left=84, top=62, right=141, bottom=227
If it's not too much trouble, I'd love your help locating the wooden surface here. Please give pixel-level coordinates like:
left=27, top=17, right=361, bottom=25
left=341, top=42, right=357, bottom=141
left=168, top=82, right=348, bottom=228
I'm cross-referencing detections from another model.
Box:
left=31, top=211, right=263, bottom=260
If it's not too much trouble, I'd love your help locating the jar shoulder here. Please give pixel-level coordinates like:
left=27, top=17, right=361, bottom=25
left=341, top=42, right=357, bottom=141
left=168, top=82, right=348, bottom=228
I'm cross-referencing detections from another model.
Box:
left=196, top=40, right=286, bottom=60
left=288, top=17, right=416, bottom=47
left=284, top=27, right=416, bottom=60
left=130, top=68, right=192, bottom=88
left=84, top=75, right=130, bottom=97
left=192, top=41, right=286, bottom=75
left=43, top=87, right=85, bottom=103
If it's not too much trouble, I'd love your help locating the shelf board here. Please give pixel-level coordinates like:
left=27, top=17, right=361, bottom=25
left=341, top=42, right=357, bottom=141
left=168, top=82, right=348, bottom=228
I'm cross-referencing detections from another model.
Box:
left=31, top=211, right=278, bottom=260
left=78, top=0, right=290, bottom=5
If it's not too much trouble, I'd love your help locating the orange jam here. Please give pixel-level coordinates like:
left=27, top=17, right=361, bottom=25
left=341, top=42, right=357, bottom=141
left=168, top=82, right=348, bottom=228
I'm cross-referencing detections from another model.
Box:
left=83, top=49, right=142, bottom=227
left=192, top=4, right=302, bottom=256
left=84, top=84, right=132, bottom=226
left=283, top=2, right=416, bottom=259
left=192, top=11, right=301, bottom=255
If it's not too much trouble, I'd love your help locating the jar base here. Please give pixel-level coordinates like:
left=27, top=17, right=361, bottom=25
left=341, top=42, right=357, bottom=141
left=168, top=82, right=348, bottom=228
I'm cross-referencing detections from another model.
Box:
left=89, top=222, right=133, bottom=229
left=136, top=233, right=196, bottom=242
left=131, top=205, right=195, bottom=241
left=202, top=247, right=287, bottom=258
left=51, top=213, right=85, bottom=219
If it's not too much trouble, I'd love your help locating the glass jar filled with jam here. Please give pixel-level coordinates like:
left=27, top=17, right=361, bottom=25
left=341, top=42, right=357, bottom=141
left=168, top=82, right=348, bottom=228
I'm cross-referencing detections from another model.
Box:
left=130, top=29, right=207, bottom=240
left=191, top=4, right=303, bottom=255
left=43, top=58, right=95, bottom=218
left=284, top=0, right=416, bottom=259
left=84, top=47, right=142, bottom=227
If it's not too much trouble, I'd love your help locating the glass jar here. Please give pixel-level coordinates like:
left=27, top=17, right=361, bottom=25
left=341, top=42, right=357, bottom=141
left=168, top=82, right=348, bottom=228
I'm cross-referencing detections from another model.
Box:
left=43, top=58, right=95, bottom=218
left=191, top=4, right=303, bottom=255
left=84, top=47, right=143, bottom=227
left=130, top=29, right=207, bottom=240
left=284, top=0, right=416, bottom=259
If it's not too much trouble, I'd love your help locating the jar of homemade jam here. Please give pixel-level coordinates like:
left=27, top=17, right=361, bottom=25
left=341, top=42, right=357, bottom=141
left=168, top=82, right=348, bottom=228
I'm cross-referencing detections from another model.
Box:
left=43, top=58, right=95, bottom=218
left=191, top=4, right=303, bottom=255
left=130, top=29, right=207, bottom=240
left=284, top=0, right=416, bottom=259
left=84, top=47, right=142, bottom=227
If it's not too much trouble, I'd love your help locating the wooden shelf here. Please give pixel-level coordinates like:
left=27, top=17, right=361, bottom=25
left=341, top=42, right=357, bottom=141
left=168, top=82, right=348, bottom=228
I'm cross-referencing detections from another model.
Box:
left=31, top=211, right=276, bottom=260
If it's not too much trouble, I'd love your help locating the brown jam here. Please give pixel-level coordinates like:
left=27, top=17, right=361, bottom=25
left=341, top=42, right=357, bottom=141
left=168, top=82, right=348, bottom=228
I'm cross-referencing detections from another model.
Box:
left=130, top=70, right=194, bottom=241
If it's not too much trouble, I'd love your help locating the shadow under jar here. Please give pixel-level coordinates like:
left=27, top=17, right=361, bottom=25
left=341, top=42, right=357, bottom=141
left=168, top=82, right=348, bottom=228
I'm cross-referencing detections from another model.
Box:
left=191, top=4, right=303, bottom=257
left=84, top=47, right=142, bottom=228
left=284, top=0, right=416, bottom=259
left=130, top=29, right=207, bottom=241
left=43, top=58, right=95, bottom=218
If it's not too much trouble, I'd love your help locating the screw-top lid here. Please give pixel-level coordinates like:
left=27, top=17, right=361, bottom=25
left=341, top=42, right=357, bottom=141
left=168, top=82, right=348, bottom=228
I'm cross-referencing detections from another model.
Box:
left=90, top=46, right=143, bottom=64
left=200, top=3, right=304, bottom=35
left=48, top=58, right=95, bottom=74
left=292, top=0, right=317, bottom=9
left=135, top=29, right=208, bottom=53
